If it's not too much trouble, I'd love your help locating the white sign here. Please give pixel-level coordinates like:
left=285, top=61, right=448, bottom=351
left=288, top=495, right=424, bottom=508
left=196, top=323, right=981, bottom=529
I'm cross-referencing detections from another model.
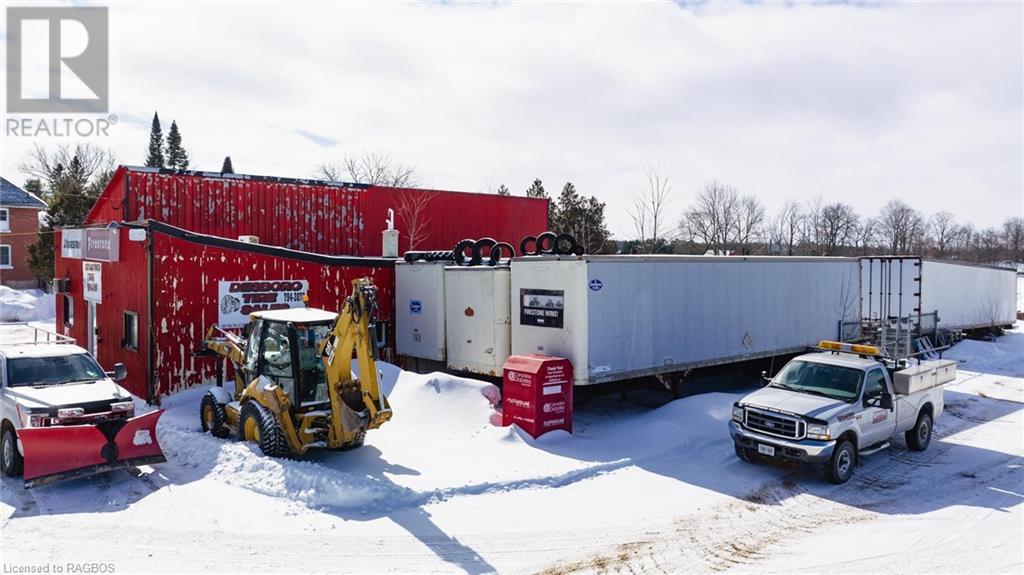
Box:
left=83, top=261, right=102, bottom=303
left=217, top=280, right=309, bottom=328
left=61, top=229, right=84, bottom=259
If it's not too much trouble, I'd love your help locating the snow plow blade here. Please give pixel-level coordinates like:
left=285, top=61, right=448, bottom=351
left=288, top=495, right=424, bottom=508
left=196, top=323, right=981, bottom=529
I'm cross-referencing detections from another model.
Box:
left=19, top=410, right=165, bottom=489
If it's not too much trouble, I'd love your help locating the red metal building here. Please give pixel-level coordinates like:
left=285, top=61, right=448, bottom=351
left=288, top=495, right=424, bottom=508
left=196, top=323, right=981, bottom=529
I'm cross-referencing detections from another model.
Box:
left=85, top=166, right=549, bottom=256
left=54, top=221, right=394, bottom=402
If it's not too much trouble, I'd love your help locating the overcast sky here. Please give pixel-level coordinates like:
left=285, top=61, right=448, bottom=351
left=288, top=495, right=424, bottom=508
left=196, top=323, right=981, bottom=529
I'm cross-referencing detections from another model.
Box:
left=2, top=1, right=1021, bottom=238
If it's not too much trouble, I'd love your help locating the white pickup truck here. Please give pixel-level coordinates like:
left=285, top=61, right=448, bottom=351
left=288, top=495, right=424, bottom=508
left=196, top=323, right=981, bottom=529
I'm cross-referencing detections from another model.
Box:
left=0, top=324, right=164, bottom=487
left=729, top=341, right=955, bottom=484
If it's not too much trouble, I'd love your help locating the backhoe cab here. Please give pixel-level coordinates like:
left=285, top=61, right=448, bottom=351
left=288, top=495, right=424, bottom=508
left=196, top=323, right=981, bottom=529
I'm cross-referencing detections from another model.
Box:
left=199, top=278, right=392, bottom=456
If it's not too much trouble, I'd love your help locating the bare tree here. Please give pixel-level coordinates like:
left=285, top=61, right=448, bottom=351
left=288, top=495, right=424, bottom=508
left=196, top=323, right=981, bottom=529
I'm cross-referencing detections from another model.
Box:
left=1002, top=217, right=1024, bottom=263
left=394, top=189, right=438, bottom=251
left=629, top=165, right=674, bottom=253
left=734, top=195, right=766, bottom=254
left=800, top=196, right=825, bottom=253
left=683, top=181, right=738, bottom=255
left=853, top=217, right=878, bottom=256
left=818, top=202, right=859, bottom=255
left=877, top=199, right=922, bottom=255
left=768, top=201, right=802, bottom=255
left=928, top=211, right=958, bottom=257
left=20, top=143, right=116, bottom=197
left=316, top=153, right=417, bottom=187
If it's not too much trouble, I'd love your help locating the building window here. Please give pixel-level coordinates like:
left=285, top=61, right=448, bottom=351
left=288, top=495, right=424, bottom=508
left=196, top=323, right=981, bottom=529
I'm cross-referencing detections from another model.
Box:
left=0, top=244, right=11, bottom=268
left=63, top=294, right=74, bottom=327
left=123, top=311, right=139, bottom=350
left=0, top=208, right=9, bottom=232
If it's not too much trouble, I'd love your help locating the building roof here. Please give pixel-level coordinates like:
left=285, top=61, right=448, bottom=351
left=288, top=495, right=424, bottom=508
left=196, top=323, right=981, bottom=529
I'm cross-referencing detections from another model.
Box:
left=0, top=177, right=46, bottom=209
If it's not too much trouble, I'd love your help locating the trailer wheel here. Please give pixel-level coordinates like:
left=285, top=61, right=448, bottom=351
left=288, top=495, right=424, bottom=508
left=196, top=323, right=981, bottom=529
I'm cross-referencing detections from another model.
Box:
left=239, top=401, right=290, bottom=457
left=906, top=410, right=933, bottom=451
left=200, top=393, right=230, bottom=439
left=1, top=424, right=23, bottom=477
left=735, top=445, right=754, bottom=463
left=825, top=440, right=855, bottom=484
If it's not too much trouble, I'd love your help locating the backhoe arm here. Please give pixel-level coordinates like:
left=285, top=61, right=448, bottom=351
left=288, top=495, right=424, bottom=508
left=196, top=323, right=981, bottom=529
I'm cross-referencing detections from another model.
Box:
left=320, top=278, right=393, bottom=445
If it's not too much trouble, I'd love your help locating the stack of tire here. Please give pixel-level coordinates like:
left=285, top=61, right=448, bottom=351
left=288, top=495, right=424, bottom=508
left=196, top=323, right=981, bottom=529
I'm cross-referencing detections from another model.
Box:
left=453, top=238, right=516, bottom=266
left=402, top=231, right=584, bottom=267
left=519, top=231, right=584, bottom=257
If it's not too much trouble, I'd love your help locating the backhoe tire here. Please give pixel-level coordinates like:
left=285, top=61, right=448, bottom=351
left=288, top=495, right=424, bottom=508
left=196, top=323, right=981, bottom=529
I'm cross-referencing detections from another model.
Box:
left=200, top=392, right=230, bottom=439
left=1, top=425, right=24, bottom=477
left=239, top=401, right=290, bottom=457
left=906, top=411, right=933, bottom=452
left=825, top=440, right=856, bottom=485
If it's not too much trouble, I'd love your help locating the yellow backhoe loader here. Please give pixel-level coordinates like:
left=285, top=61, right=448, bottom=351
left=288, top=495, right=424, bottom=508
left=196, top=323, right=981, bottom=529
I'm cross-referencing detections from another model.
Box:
left=197, top=278, right=392, bottom=456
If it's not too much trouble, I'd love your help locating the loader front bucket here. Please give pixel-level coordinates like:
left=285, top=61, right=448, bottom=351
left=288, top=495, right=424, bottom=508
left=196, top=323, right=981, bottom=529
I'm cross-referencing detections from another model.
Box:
left=19, top=410, right=166, bottom=488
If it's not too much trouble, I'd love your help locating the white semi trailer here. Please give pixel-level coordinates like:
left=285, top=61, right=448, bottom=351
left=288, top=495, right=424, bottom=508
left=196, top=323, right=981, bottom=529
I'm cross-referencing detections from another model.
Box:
left=510, top=255, right=862, bottom=388
left=861, top=257, right=1017, bottom=332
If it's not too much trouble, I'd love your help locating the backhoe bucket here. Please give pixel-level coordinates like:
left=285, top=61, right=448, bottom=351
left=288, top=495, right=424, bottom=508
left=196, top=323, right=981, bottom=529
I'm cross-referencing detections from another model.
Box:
left=19, top=410, right=166, bottom=488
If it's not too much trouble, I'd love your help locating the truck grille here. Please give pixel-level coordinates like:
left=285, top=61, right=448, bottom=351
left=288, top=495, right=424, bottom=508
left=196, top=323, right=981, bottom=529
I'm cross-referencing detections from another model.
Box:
left=745, top=408, right=805, bottom=440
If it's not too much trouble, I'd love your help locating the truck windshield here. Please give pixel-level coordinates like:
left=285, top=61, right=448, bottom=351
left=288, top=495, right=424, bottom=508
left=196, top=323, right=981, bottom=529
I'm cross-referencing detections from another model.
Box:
left=295, top=323, right=332, bottom=406
left=6, top=354, right=106, bottom=387
left=771, top=360, right=862, bottom=402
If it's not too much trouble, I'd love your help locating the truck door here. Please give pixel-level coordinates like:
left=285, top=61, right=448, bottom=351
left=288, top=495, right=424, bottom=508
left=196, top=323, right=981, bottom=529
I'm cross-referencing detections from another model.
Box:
left=860, top=368, right=895, bottom=447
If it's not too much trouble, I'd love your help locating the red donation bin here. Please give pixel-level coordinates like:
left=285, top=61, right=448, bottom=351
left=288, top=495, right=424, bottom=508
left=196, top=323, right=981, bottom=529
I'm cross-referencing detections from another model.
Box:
left=502, top=354, right=573, bottom=438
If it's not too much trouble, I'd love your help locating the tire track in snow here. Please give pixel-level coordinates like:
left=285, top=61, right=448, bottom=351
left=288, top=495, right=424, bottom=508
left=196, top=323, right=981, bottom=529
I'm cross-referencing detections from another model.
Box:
left=539, top=387, right=1022, bottom=574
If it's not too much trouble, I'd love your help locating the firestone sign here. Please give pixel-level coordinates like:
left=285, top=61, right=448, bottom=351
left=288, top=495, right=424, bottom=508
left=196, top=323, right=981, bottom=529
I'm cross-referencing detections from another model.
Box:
left=84, top=228, right=119, bottom=261
left=217, top=280, right=310, bottom=328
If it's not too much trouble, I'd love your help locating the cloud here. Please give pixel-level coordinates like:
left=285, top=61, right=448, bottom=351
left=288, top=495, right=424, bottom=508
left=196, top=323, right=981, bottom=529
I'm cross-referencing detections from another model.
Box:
left=2, top=1, right=1020, bottom=236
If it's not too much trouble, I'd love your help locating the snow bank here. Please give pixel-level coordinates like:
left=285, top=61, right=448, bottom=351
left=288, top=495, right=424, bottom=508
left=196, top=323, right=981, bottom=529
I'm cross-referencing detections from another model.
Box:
left=0, top=287, right=55, bottom=322
left=945, top=329, right=1024, bottom=377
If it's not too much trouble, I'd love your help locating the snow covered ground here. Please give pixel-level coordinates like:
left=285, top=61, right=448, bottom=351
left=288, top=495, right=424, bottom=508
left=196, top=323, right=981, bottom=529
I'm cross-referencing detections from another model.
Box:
left=0, top=286, right=54, bottom=322
left=2, top=327, right=1022, bottom=574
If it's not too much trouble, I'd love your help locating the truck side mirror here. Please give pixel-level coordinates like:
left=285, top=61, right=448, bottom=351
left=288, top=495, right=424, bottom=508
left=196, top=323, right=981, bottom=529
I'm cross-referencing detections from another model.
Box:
left=761, top=370, right=771, bottom=385
left=108, top=363, right=127, bottom=382
left=880, top=393, right=893, bottom=410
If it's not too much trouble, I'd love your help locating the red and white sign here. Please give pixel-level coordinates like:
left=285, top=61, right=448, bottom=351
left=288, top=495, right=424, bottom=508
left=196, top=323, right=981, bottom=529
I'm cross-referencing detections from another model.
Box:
left=502, top=354, right=573, bottom=438
left=217, top=280, right=309, bottom=328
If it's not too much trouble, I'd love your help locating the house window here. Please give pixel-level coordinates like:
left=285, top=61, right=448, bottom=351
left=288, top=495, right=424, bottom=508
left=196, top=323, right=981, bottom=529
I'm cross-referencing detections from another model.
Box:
left=63, top=294, right=74, bottom=327
left=0, top=244, right=11, bottom=268
left=123, top=311, right=139, bottom=350
left=0, top=208, right=9, bottom=232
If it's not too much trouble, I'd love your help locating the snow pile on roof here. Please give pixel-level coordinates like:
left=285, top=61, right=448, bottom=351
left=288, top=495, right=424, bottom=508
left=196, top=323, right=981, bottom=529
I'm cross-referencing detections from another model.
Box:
left=0, top=287, right=55, bottom=322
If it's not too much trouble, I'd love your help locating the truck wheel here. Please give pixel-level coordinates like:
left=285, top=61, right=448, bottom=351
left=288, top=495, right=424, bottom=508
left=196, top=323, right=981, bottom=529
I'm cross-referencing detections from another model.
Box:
left=1, top=425, right=24, bottom=477
left=200, top=393, right=230, bottom=439
left=239, top=401, right=290, bottom=457
left=825, top=440, right=855, bottom=484
left=906, top=411, right=933, bottom=452
left=735, top=445, right=754, bottom=463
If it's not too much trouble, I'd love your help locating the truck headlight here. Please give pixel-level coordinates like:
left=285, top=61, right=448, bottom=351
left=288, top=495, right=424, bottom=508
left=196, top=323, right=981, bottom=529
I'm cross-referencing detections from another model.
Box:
left=57, top=407, right=85, bottom=418
left=732, top=406, right=745, bottom=422
left=111, top=401, right=134, bottom=413
left=806, top=423, right=831, bottom=440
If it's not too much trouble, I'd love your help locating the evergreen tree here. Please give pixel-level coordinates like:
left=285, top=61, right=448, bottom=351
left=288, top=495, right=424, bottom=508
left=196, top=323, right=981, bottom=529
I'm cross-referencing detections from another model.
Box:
left=27, top=158, right=112, bottom=280
left=550, top=182, right=611, bottom=254
left=221, top=156, right=234, bottom=174
left=145, top=112, right=165, bottom=168
left=23, top=179, right=44, bottom=197
left=524, top=179, right=546, bottom=198
left=496, top=184, right=510, bottom=196
left=165, top=120, right=189, bottom=169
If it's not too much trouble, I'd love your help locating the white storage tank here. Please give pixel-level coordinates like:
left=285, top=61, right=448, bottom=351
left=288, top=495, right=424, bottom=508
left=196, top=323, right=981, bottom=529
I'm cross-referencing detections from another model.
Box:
left=395, top=261, right=447, bottom=361
left=511, top=255, right=862, bottom=387
left=445, top=266, right=512, bottom=376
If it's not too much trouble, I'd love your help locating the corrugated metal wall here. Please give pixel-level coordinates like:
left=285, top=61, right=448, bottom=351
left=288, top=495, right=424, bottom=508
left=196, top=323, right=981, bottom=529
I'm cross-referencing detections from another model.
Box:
left=54, top=228, right=151, bottom=399
left=86, top=168, right=549, bottom=257
left=151, top=230, right=395, bottom=397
